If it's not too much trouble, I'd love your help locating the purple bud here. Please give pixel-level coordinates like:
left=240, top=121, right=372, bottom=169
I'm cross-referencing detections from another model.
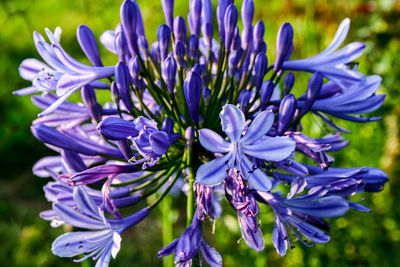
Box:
left=161, top=0, right=174, bottom=29
left=150, top=42, right=160, bottom=65
left=274, top=22, right=293, bottom=72
left=185, top=126, right=195, bottom=143
left=162, top=56, right=177, bottom=92
left=203, top=87, right=211, bottom=104
left=254, top=40, right=267, bottom=55
left=111, top=81, right=120, bottom=104
left=202, top=0, right=213, bottom=24
left=157, top=24, right=171, bottom=61
left=98, top=117, right=139, bottom=140
left=120, top=0, right=139, bottom=56
left=260, top=80, right=274, bottom=110
left=239, top=90, right=251, bottom=112
left=277, top=94, right=297, bottom=135
left=115, top=62, right=134, bottom=112
left=241, top=0, right=254, bottom=46
left=284, top=72, right=295, bottom=95
left=81, top=85, right=102, bottom=122
left=224, top=4, right=238, bottom=50
left=138, top=35, right=149, bottom=58
left=189, top=0, right=202, bottom=36
left=231, top=27, right=241, bottom=51
left=302, top=72, right=323, bottom=115
left=228, top=49, right=243, bottom=74
left=253, top=20, right=265, bottom=43
left=188, top=34, right=199, bottom=60
left=31, top=124, right=97, bottom=156
left=115, top=32, right=127, bottom=62
left=77, top=25, right=103, bottom=67
left=128, top=56, right=141, bottom=80
left=162, top=117, right=174, bottom=134
left=133, top=1, right=145, bottom=37
left=217, top=0, right=234, bottom=45
left=174, top=41, right=187, bottom=67
left=173, top=16, right=187, bottom=43
left=184, top=68, right=202, bottom=123
left=254, top=53, right=268, bottom=90
left=202, top=23, right=214, bottom=48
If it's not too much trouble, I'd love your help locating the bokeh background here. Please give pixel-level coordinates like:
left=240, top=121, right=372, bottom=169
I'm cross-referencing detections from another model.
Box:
left=0, top=0, right=399, bottom=266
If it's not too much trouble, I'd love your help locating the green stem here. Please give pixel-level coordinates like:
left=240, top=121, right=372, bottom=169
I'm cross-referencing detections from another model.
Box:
left=186, top=170, right=195, bottom=227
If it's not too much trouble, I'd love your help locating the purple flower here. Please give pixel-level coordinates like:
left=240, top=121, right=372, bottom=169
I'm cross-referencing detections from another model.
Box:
left=307, top=75, right=384, bottom=125
left=51, top=187, right=149, bottom=267
left=196, top=104, right=295, bottom=191
left=286, top=132, right=333, bottom=170
left=195, top=183, right=215, bottom=221
left=225, top=170, right=264, bottom=251
left=282, top=18, right=366, bottom=88
left=257, top=183, right=349, bottom=256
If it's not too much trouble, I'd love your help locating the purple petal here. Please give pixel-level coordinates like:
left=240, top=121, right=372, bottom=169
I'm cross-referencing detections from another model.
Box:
left=219, top=104, right=245, bottom=142
left=239, top=155, right=272, bottom=192
left=282, top=195, right=349, bottom=218
left=242, top=136, right=295, bottom=161
left=241, top=110, right=274, bottom=144
left=199, top=240, right=222, bottom=267
left=196, top=153, right=232, bottom=186
left=198, top=129, right=231, bottom=153
left=149, top=131, right=170, bottom=155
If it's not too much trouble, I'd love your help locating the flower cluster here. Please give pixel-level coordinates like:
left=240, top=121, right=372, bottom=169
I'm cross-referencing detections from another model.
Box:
left=16, top=0, right=388, bottom=266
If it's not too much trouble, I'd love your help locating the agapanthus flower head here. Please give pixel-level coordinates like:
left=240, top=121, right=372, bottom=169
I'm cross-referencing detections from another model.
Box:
left=17, top=1, right=388, bottom=266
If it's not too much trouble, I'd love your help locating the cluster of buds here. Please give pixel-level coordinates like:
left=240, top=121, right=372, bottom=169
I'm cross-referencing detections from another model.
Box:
left=16, top=0, right=387, bottom=266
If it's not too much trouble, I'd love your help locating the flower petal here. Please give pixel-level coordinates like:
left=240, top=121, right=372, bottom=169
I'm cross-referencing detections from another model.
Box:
left=196, top=153, right=232, bottom=186
left=198, top=129, right=231, bottom=153
left=241, top=110, right=274, bottom=144
left=238, top=155, right=272, bottom=192
left=242, top=136, right=295, bottom=161
left=219, top=104, right=245, bottom=142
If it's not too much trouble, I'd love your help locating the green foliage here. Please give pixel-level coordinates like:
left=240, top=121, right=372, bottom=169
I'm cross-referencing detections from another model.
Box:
left=0, top=0, right=399, bottom=266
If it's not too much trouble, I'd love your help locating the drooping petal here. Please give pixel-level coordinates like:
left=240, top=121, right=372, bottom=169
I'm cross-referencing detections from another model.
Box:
left=238, top=212, right=264, bottom=252
left=199, top=240, right=223, bottom=267
left=272, top=216, right=288, bottom=256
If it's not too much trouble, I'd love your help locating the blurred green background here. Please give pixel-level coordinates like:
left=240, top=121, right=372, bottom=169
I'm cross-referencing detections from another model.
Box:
left=0, top=0, right=399, bottom=266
